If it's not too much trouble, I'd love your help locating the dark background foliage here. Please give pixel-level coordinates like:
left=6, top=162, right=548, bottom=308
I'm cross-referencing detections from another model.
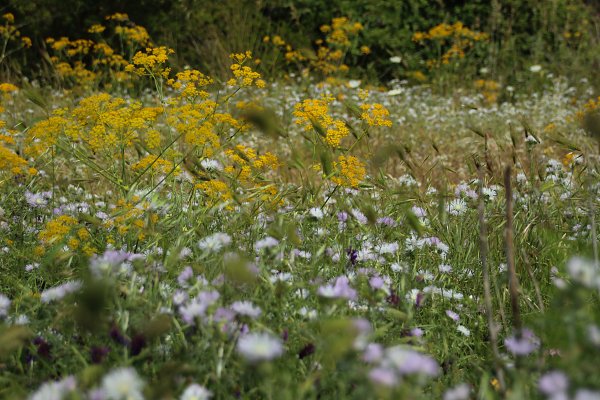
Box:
left=3, top=0, right=600, bottom=85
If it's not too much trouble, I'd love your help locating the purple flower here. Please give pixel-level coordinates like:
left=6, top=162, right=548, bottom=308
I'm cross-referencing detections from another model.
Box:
left=179, top=290, right=220, bottom=325
left=337, top=211, right=349, bottom=223
left=363, top=343, right=384, bottom=362
left=505, top=328, right=540, bottom=356
left=411, top=206, right=427, bottom=218
left=369, top=275, right=385, bottom=290
left=317, top=276, right=357, bottom=300
left=376, top=217, right=397, bottom=227
left=90, top=346, right=110, bottom=364
left=385, top=346, right=439, bottom=377
left=177, top=266, right=195, bottom=288
left=445, top=310, right=460, bottom=322
left=369, top=367, right=398, bottom=387
left=538, top=371, right=569, bottom=396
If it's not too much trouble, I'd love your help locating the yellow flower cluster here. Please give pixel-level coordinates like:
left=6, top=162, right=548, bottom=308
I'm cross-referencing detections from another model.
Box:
left=196, top=179, right=232, bottom=207
left=0, top=13, right=32, bottom=51
left=331, top=155, right=366, bottom=187
left=126, top=46, right=173, bottom=77
left=103, top=197, right=159, bottom=241
left=224, top=145, right=280, bottom=182
left=132, top=155, right=176, bottom=175
left=38, top=215, right=78, bottom=245
left=293, top=97, right=350, bottom=147
left=412, top=22, right=487, bottom=42
left=359, top=103, right=392, bottom=127
left=0, top=83, right=18, bottom=93
left=167, top=69, right=213, bottom=99
left=227, top=52, right=266, bottom=88
left=474, top=79, right=501, bottom=104
left=321, top=17, right=363, bottom=47
left=264, top=16, right=365, bottom=77
left=413, top=22, right=488, bottom=69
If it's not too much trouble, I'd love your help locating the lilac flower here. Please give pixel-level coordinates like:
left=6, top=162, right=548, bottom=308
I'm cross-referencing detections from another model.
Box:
left=574, top=389, right=600, bottom=400
left=231, top=301, right=262, bottom=319
left=317, top=276, right=357, bottom=300
left=351, top=209, right=368, bottom=224
left=410, top=327, right=424, bottom=337
left=446, top=310, right=460, bottom=322
left=376, top=242, right=399, bottom=255
left=376, top=217, right=397, bottom=227
left=385, top=346, right=439, bottom=377
left=25, top=191, right=52, bottom=208
left=368, top=367, right=398, bottom=387
left=237, top=332, right=284, bottom=362
left=179, top=291, right=220, bottom=325
left=363, top=343, right=384, bottom=362
left=369, top=275, right=385, bottom=290
left=505, top=328, right=540, bottom=356
left=90, top=249, right=142, bottom=277
left=40, top=281, right=82, bottom=303
left=177, top=266, right=194, bottom=288
left=0, top=293, right=10, bottom=318
left=172, top=290, right=188, bottom=306
left=443, top=383, right=471, bottom=400
left=411, top=206, right=427, bottom=218
left=337, top=211, right=348, bottom=223
left=538, top=371, right=569, bottom=396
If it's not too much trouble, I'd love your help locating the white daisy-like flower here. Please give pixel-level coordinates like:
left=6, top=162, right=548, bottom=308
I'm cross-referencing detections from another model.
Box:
left=308, top=207, right=324, bottom=219
left=198, top=233, right=232, bottom=253
left=231, top=301, right=262, bottom=319
left=101, top=367, right=145, bottom=400
left=254, top=236, right=279, bottom=252
left=447, top=199, right=468, bottom=216
left=180, top=383, right=212, bottom=400
left=237, top=332, right=284, bottom=362
left=40, top=281, right=82, bottom=304
left=389, top=56, right=402, bottom=64
left=200, top=158, right=223, bottom=171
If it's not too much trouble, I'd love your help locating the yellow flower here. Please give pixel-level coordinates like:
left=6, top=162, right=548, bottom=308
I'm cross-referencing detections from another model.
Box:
left=359, top=103, right=392, bottom=127
left=331, top=155, right=366, bottom=187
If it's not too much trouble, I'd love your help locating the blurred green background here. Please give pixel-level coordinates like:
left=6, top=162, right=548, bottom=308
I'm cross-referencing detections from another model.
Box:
left=3, top=0, right=600, bottom=88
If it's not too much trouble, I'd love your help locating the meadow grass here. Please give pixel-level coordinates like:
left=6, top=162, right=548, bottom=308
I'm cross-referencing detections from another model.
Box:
left=0, top=12, right=600, bottom=400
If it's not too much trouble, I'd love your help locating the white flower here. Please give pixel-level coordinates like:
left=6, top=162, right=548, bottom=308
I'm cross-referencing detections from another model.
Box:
left=389, top=56, right=402, bottom=64
left=40, top=281, right=82, bottom=303
left=29, top=376, right=76, bottom=400
left=457, top=325, right=470, bottom=336
left=231, top=301, right=262, bottom=319
left=198, top=233, right=231, bottom=253
left=308, top=207, right=324, bottom=219
left=101, top=367, right=145, bottom=400
left=180, top=383, right=212, bottom=400
left=237, top=332, right=284, bottom=362
left=387, top=88, right=403, bottom=96
left=200, top=159, right=223, bottom=171
left=254, top=236, right=279, bottom=252
left=529, top=65, right=542, bottom=73
left=0, top=293, right=10, bottom=318
left=347, top=79, right=361, bottom=88
left=447, top=199, right=468, bottom=216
